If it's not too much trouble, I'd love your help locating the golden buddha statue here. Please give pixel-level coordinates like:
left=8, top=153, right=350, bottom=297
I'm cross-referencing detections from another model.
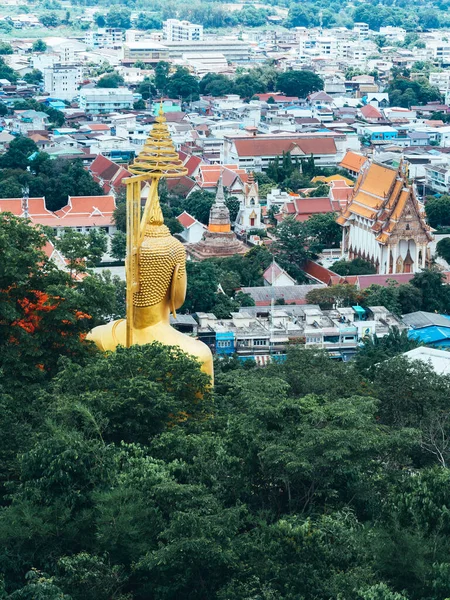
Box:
left=87, top=106, right=213, bottom=382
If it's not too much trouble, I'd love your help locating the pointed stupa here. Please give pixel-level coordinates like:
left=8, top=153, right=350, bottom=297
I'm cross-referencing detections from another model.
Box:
left=209, top=173, right=231, bottom=233
left=128, top=104, right=188, bottom=179
left=214, top=174, right=226, bottom=206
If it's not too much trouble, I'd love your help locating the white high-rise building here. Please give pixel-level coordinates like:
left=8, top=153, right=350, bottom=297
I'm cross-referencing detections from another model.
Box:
left=43, top=64, right=83, bottom=101
left=163, top=19, right=203, bottom=42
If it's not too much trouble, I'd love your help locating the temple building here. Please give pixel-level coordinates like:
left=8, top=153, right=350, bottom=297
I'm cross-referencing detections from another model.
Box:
left=186, top=176, right=248, bottom=260
left=234, top=172, right=264, bottom=235
left=337, top=160, right=433, bottom=274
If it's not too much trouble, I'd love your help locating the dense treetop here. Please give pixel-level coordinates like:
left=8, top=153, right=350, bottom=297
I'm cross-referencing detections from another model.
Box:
left=2, top=211, right=450, bottom=600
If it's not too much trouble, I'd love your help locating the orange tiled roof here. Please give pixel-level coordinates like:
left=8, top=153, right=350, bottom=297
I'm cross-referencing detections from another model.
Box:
left=339, top=151, right=367, bottom=173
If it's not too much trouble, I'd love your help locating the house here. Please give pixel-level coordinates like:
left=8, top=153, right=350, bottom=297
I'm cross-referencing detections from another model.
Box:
left=13, top=110, right=49, bottom=134
left=55, top=195, right=117, bottom=234
left=176, top=211, right=207, bottom=243
left=89, top=154, right=131, bottom=195
left=359, top=104, right=383, bottom=122
left=337, top=160, right=433, bottom=274
left=263, top=261, right=296, bottom=286
left=222, top=134, right=339, bottom=171
left=196, top=164, right=248, bottom=196
left=277, top=196, right=341, bottom=223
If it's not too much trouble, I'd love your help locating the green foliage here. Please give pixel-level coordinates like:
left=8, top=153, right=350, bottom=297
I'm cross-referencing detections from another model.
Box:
left=332, top=258, right=377, bottom=276
left=184, top=190, right=214, bottom=224
left=425, top=195, right=450, bottom=228
left=0, top=151, right=104, bottom=211
left=23, top=69, right=43, bottom=85
left=388, top=76, right=441, bottom=108
left=110, top=231, right=126, bottom=261
left=273, top=216, right=310, bottom=282
left=133, top=98, right=146, bottom=110
left=96, top=73, right=125, bottom=88
left=225, top=195, right=240, bottom=223
left=436, top=236, right=450, bottom=264
left=166, top=67, right=199, bottom=100
left=305, top=213, right=341, bottom=250
left=306, top=284, right=358, bottom=309
left=354, top=328, right=421, bottom=376
left=277, top=70, right=324, bottom=98
left=135, top=76, right=156, bottom=100
left=55, top=228, right=107, bottom=274
left=0, top=42, right=13, bottom=55
left=105, top=7, right=131, bottom=29
left=32, top=39, right=47, bottom=52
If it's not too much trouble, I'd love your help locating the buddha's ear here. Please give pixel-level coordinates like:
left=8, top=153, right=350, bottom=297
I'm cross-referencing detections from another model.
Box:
left=170, top=264, right=180, bottom=319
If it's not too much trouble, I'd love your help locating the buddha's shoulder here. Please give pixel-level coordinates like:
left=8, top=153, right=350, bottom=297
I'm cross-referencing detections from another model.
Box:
left=170, top=328, right=212, bottom=360
left=86, top=319, right=125, bottom=352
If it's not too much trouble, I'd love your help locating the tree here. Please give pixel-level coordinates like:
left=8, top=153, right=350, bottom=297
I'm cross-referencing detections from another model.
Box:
left=154, top=61, right=170, bottom=93
left=184, top=190, right=214, bottom=224
left=306, top=284, right=358, bottom=309
left=273, top=216, right=310, bottom=281
left=183, top=261, right=219, bottom=313
left=225, top=196, right=240, bottom=223
left=111, top=231, right=126, bottom=261
left=0, top=42, right=13, bottom=55
left=332, top=258, right=377, bottom=276
left=436, top=236, right=450, bottom=264
left=411, top=268, right=450, bottom=313
left=0, top=56, right=17, bottom=83
left=105, top=7, right=131, bottom=29
left=277, top=70, right=324, bottom=98
left=94, top=13, right=106, bottom=27
left=23, top=69, right=43, bottom=85
left=136, top=76, right=156, bottom=100
left=96, top=73, right=124, bottom=88
left=40, top=13, right=60, bottom=27
left=0, top=136, right=38, bottom=170
left=133, top=99, right=146, bottom=110
left=199, top=73, right=234, bottom=97
left=167, top=67, right=199, bottom=100
left=354, top=328, right=420, bottom=376
left=305, top=213, right=341, bottom=249
left=55, top=228, right=107, bottom=274
left=425, top=195, right=450, bottom=228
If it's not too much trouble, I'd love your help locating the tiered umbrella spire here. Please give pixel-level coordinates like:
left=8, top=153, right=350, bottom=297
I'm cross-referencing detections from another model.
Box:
left=128, top=103, right=188, bottom=179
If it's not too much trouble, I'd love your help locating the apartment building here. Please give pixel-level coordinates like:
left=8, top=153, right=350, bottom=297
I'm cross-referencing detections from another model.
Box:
left=196, top=304, right=405, bottom=363
left=78, top=88, right=136, bottom=114
left=85, top=28, right=124, bottom=49
left=43, top=64, right=83, bottom=101
left=163, top=19, right=203, bottom=42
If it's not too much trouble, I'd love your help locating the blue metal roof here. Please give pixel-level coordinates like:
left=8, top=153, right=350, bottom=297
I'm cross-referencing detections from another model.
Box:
left=408, top=326, right=450, bottom=344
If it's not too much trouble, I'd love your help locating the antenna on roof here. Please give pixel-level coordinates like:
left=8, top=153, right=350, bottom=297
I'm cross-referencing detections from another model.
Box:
left=21, top=186, right=29, bottom=219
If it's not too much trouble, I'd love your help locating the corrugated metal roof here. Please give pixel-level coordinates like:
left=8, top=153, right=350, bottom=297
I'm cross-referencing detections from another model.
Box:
left=408, top=326, right=450, bottom=344
left=403, top=311, right=450, bottom=329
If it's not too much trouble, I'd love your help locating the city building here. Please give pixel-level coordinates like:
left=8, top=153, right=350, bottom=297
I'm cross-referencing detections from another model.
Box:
left=78, top=88, right=137, bottom=114
left=196, top=303, right=405, bottom=363
left=222, top=134, right=339, bottom=170
left=337, top=160, right=433, bottom=274
left=164, top=39, right=251, bottom=62
left=121, top=41, right=170, bottom=66
left=85, top=28, right=124, bottom=49
left=163, top=19, right=203, bottom=42
left=43, top=64, right=83, bottom=101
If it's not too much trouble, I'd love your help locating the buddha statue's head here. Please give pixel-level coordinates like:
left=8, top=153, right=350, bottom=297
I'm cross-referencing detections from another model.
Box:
left=133, top=187, right=186, bottom=317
